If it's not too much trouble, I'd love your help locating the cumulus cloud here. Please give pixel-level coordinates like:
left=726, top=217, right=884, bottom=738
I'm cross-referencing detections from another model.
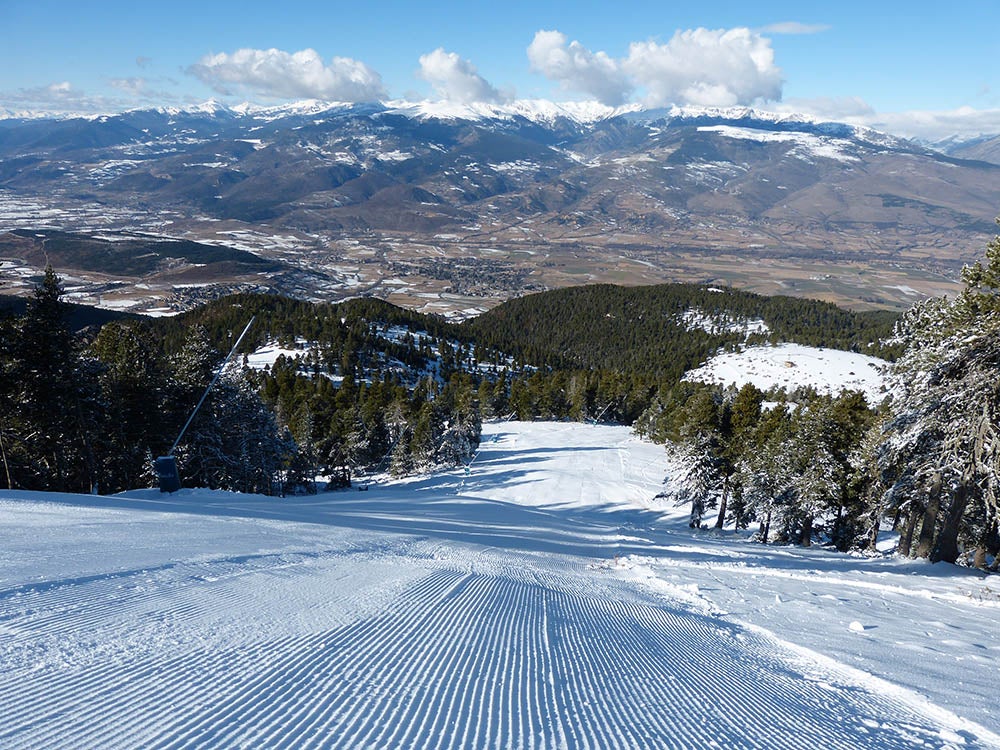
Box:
left=108, top=76, right=179, bottom=103
left=42, top=81, right=73, bottom=99
left=527, top=28, right=782, bottom=108
left=3, top=81, right=78, bottom=105
left=187, top=47, right=386, bottom=102
left=625, top=28, right=783, bottom=107
left=770, top=97, right=1000, bottom=141
left=418, top=48, right=503, bottom=104
left=758, top=22, right=831, bottom=35
left=527, top=30, right=631, bottom=106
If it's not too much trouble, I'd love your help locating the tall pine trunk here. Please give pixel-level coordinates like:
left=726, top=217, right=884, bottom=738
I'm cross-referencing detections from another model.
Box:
left=866, top=508, right=880, bottom=552
left=898, top=505, right=918, bottom=558
left=759, top=510, right=771, bottom=544
left=932, top=482, right=971, bottom=564
left=714, top=475, right=729, bottom=529
left=913, top=473, right=942, bottom=559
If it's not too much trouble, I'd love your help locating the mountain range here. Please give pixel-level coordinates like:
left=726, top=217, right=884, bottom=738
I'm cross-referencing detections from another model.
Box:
left=1, top=100, right=998, bottom=316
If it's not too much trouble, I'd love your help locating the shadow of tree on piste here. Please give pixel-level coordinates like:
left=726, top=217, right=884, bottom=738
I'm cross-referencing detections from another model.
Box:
left=1, top=436, right=669, bottom=560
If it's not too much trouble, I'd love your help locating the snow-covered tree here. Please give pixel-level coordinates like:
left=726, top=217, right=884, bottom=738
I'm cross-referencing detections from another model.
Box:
left=786, top=403, right=841, bottom=546
left=658, top=386, right=726, bottom=528
left=169, top=326, right=291, bottom=494
left=735, top=403, right=796, bottom=542
left=879, top=223, right=1000, bottom=567
left=672, top=436, right=724, bottom=528
left=845, top=414, right=889, bottom=552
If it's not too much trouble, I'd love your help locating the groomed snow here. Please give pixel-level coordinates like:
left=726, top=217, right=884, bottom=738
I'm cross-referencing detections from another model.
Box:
left=0, top=421, right=996, bottom=748
left=685, top=342, right=889, bottom=403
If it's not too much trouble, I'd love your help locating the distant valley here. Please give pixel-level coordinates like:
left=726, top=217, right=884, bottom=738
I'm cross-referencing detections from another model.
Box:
left=1, top=101, right=998, bottom=317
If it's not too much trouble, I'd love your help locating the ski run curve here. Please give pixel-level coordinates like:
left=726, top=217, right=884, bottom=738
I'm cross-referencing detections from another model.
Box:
left=1, top=422, right=997, bottom=749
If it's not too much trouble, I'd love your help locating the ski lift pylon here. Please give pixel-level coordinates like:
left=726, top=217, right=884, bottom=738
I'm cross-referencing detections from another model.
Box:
left=156, top=316, right=256, bottom=493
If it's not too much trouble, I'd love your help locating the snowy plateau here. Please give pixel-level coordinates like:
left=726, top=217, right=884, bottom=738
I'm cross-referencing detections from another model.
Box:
left=1, top=421, right=998, bottom=749
left=684, top=343, right=889, bottom=404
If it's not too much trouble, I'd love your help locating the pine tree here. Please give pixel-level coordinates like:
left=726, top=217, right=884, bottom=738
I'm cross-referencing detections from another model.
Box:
left=663, top=386, right=726, bottom=527
left=92, top=321, right=170, bottom=491
left=736, top=403, right=795, bottom=542
left=409, top=401, right=442, bottom=472
left=787, top=402, right=841, bottom=546
left=8, top=266, right=102, bottom=491
left=713, top=383, right=764, bottom=528
left=0, top=307, right=16, bottom=489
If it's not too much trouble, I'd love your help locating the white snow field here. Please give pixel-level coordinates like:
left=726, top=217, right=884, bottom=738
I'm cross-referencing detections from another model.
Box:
left=684, top=342, right=888, bottom=403
left=1, top=422, right=997, bottom=749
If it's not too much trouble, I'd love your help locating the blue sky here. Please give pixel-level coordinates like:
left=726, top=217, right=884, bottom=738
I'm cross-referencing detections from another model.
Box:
left=2, top=0, right=997, bottom=138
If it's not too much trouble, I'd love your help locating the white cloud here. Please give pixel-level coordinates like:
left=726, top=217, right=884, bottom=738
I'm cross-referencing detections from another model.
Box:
left=0, top=81, right=121, bottom=114
left=774, top=96, right=876, bottom=119
left=42, top=81, right=73, bottom=99
left=769, top=97, right=1000, bottom=141
left=625, top=28, right=783, bottom=107
left=109, top=76, right=179, bottom=104
left=417, top=49, right=503, bottom=104
left=187, top=48, right=386, bottom=102
left=758, top=22, right=831, bottom=35
left=527, top=30, right=631, bottom=106
left=855, top=107, right=1000, bottom=142
left=527, top=28, right=782, bottom=108
left=110, top=77, right=148, bottom=97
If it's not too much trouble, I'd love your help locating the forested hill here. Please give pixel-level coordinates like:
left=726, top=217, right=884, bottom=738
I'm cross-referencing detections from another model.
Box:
left=461, top=284, right=900, bottom=381
left=154, top=294, right=465, bottom=357
left=147, top=283, right=899, bottom=382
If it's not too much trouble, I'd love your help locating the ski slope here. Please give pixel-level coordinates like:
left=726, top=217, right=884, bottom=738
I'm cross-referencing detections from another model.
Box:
left=0, top=422, right=997, bottom=749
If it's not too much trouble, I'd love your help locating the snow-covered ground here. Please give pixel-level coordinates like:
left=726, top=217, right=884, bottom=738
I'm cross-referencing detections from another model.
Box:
left=1, top=422, right=996, bottom=748
left=679, top=307, right=770, bottom=337
left=696, top=124, right=861, bottom=163
left=244, top=341, right=306, bottom=370
left=685, top=342, right=889, bottom=403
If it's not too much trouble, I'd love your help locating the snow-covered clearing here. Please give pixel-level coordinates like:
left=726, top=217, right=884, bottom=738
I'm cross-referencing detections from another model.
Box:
left=685, top=342, right=889, bottom=403
left=1, top=422, right=996, bottom=748
left=244, top=341, right=309, bottom=370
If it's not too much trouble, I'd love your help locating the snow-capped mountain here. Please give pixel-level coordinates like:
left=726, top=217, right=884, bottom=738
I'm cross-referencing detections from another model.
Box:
left=928, top=132, right=1000, bottom=165
left=0, top=99, right=998, bottom=315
